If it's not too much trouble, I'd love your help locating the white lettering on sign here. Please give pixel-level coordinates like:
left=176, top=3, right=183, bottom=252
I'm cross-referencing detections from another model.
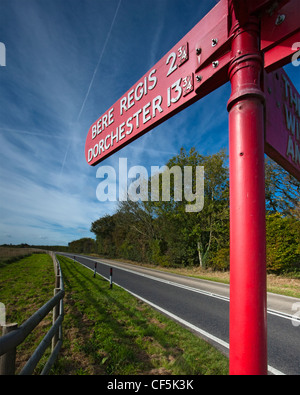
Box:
left=282, top=73, right=300, bottom=167
left=166, top=52, right=178, bottom=77
left=120, top=69, right=157, bottom=115
left=167, top=78, right=182, bottom=107
left=86, top=39, right=195, bottom=165
left=92, top=108, right=114, bottom=139
left=85, top=0, right=233, bottom=166
left=88, top=55, right=196, bottom=163
left=88, top=95, right=164, bottom=163
left=166, top=42, right=189, bottom=77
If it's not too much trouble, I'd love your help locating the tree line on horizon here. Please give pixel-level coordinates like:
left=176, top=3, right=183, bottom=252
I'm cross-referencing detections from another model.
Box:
left=69, top=147, right=300, bottom=275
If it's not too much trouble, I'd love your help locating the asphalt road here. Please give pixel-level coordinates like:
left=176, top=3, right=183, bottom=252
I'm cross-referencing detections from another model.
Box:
left=59, top=253, right=300, bottom=375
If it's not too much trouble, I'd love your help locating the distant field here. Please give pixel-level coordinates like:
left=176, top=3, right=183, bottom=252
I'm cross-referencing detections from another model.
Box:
left=0, top=247, right=46, bottom=266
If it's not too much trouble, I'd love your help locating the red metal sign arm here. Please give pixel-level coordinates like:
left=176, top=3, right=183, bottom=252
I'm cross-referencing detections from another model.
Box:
left=260, top=0, right=300, bottom=71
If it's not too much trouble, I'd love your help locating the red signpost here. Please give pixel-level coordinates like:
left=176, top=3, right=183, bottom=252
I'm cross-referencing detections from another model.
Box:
left=227, top=5, right=267, bottom=375
left=85, top=0, right=300, bottom=375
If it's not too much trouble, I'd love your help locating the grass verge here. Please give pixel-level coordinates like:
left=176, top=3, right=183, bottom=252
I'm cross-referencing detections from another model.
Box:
left=0, top=253, right=54, bottom=373
left=54, top=255, right=229, bottom=375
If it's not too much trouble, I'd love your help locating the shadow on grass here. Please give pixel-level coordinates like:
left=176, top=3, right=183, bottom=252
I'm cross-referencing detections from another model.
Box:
left=57, top=257, right=158, bottom=374
left=57, top=256, right=228, bottom=375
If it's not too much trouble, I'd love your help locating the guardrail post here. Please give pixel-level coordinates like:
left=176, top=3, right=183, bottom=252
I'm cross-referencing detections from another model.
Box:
left=51, top=288, right=60, bottom=352
left=0, top=323, right=18, bottom=375
left=55, top=273, right=61, bottom=289
left=110, top=268, right=113, bottom=289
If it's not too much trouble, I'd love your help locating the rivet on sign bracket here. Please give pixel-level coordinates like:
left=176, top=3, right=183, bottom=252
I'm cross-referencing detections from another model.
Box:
left=275, top=14, right=285, bottom=26
left=212, top=38, right=218, bottom=47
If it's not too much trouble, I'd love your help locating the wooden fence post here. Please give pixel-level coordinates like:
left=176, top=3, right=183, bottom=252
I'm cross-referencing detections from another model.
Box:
left=51, top=288, right=60, bottom=352
left=0, top=323, right=18, bottom=375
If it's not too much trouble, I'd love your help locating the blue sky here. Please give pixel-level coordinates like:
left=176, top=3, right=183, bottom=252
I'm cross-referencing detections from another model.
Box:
left=0, top=0, right=299, bottom=246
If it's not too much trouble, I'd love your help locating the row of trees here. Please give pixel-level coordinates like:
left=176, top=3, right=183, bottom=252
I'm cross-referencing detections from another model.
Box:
left=72, top=148, right=300, bottom=274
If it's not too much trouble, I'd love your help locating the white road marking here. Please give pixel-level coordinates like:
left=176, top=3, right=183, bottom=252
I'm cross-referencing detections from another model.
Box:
left=82, top=255, right=297, bottom=323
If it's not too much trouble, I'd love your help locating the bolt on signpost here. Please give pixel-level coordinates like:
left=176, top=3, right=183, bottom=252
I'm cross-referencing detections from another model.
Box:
left=85, top=0, right=300, bottom=375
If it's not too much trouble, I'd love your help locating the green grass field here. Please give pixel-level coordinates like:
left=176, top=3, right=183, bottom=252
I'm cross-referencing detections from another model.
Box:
left=0, top=253, right=54, bottom=373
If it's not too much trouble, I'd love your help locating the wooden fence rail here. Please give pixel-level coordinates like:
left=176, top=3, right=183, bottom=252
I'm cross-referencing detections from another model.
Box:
left=0, top=252, right=64, bottom=375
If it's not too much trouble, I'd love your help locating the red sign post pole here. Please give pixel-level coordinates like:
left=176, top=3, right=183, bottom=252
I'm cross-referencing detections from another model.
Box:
left=228, top=1, right=267, bottom=375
